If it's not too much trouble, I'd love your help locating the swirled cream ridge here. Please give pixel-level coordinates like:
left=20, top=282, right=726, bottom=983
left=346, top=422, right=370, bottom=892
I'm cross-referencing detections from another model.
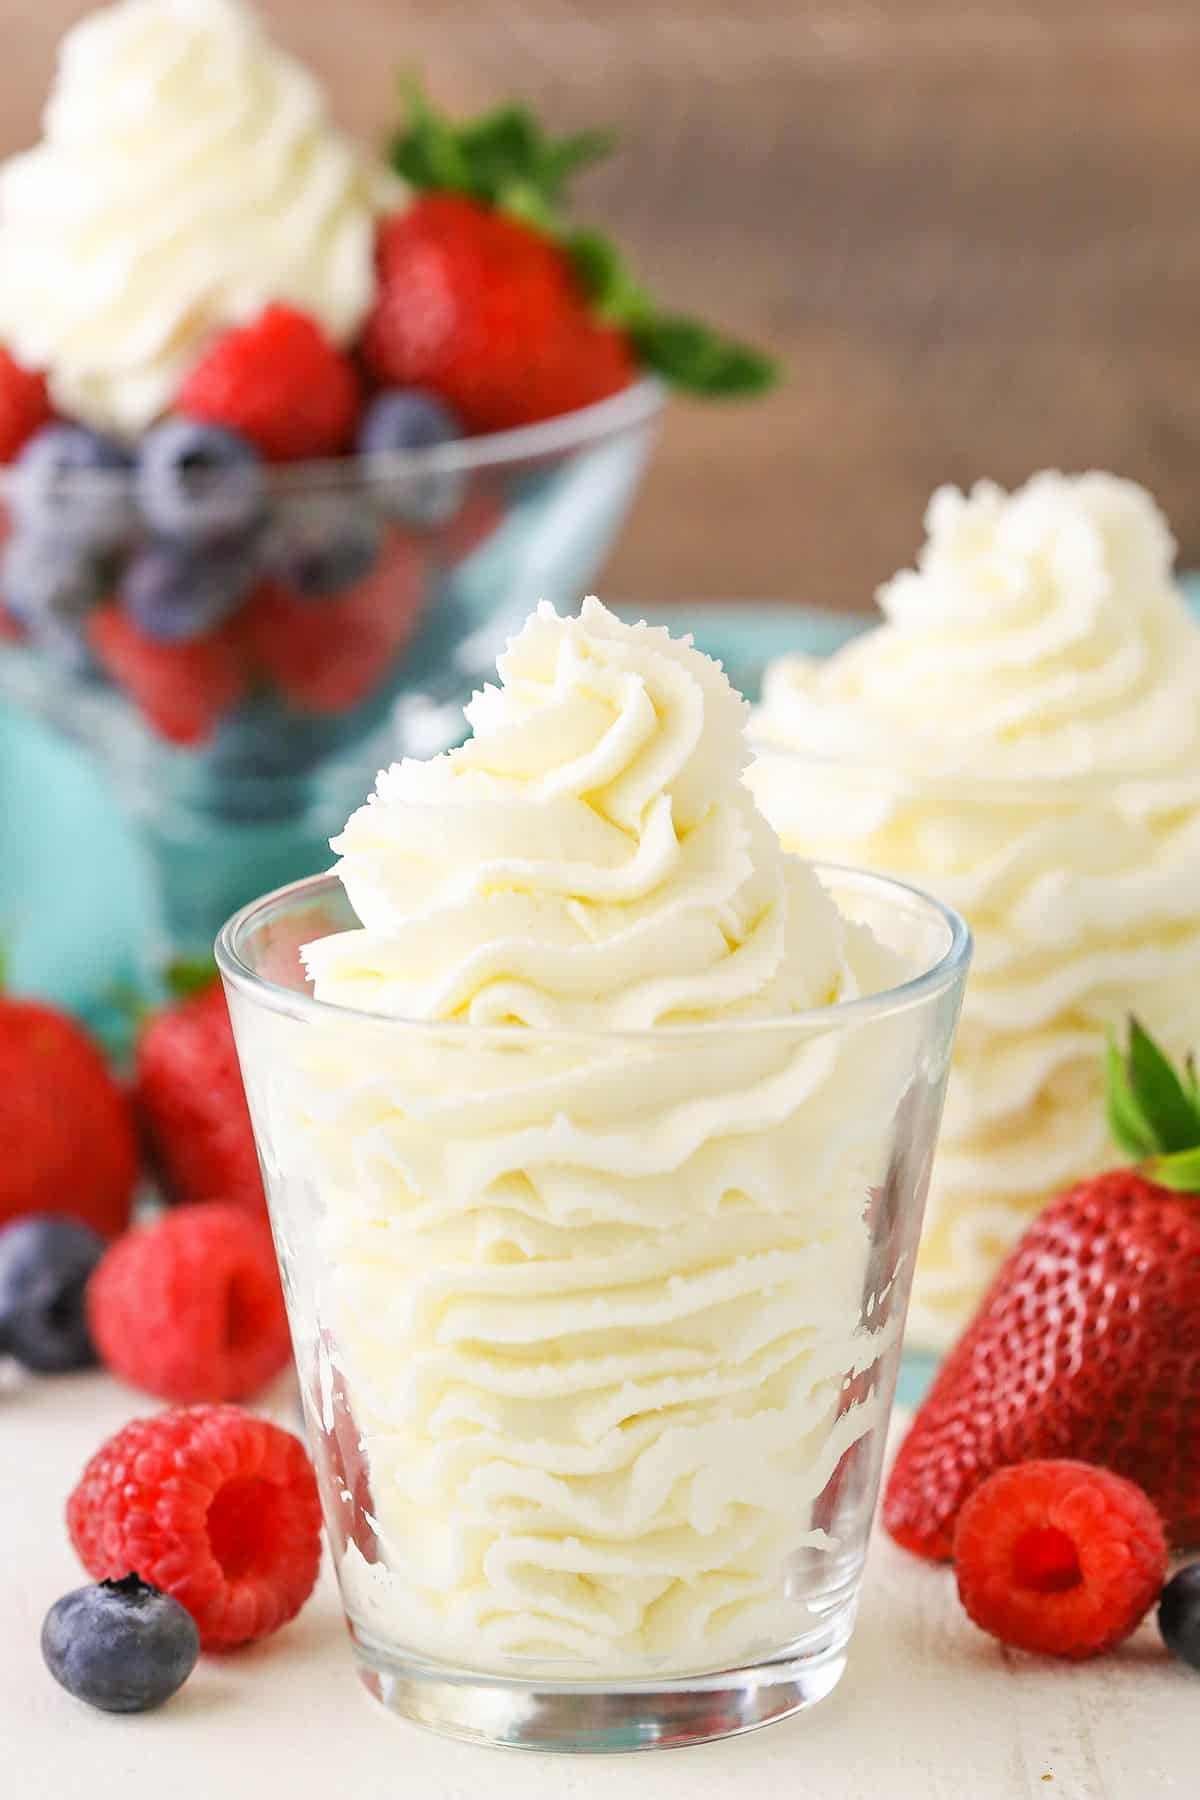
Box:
left=249, top=599, right=927, bottom=1676
left=0, top=0, right=391, bottom=433
left=749, top=472, right=1200, bottom=1348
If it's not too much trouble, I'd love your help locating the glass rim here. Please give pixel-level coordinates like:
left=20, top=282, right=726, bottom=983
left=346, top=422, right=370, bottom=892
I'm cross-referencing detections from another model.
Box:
left=215, top=860, right=972, bottom=1043
left=0, top=375, right=666, bottom=498
left=746, top=729, right=1195, bottom=798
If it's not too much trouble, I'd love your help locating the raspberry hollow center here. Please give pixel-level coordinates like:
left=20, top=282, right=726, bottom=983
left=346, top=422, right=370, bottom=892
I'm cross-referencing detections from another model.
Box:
left=1012, top=1525, right=1083, bottom=1594
left=207, top=1477, right=287, bottom=1580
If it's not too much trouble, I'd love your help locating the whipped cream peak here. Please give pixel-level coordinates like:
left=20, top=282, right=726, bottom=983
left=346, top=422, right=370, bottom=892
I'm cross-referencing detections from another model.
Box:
left=0, top=0, right=393, bottom=433
left=749, top=468, right=1200, bottom=1346
left=306, top=598, right=865, bottom=1031
left=756, top=471, right=1200, bottom=783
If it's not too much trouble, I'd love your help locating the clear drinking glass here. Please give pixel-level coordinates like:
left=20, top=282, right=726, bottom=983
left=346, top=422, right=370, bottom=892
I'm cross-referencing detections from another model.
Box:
left=217, top=865, right=970, bottom=1753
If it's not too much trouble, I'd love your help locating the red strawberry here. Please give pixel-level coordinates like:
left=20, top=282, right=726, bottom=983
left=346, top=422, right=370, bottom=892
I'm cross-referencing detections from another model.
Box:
left=0, top=348, right=52, bottom=462
left=362, top=196, right=635, bottom=434
left=177, top=304, right=360, bottom=463
left=135, top=981, right=265, bottom=1217
left=0, top=996, right=138, bottom=1238
left=375, top=88, right=774, bottom=417
left=238, top=529, right=427, bottom=714
left=885, top=1020, right=1200, bottom=1560
left=89, top=605, right=246, bottom=745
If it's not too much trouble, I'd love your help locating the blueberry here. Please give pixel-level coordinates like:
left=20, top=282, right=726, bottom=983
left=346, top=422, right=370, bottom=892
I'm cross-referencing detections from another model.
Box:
left=210, top=697, right=339, bottom=781
left=266, top=494, right=382, bottom=599
left=11, top=424, right=132, bottom=550
left=42, top=1574, right=199, bottom=1713
left=0, top=1216, right=104, bottom=1373
left=136, top=418, right=265, bottom=544
left=1, top=530, right=103, bottom=625
left=123, top=538, right=258, bottom=642
left=357, top=388, right=465, bottom=526
left=1159, top=1564, right=1200, bottom=1670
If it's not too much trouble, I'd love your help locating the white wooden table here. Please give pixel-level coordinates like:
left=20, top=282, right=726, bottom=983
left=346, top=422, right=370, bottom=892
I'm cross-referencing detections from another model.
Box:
left=3, top=1371, right=1191, bottom=1799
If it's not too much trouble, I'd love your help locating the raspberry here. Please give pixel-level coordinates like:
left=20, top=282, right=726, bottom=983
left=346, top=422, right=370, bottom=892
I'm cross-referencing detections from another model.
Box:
left=177, top=305, right=360, bottom=462
left=238, top=529, right=427, bottom=714
left=68, top=1406, right=321, bottom=1651
left=89, top=604, right=246, bottom=744
left=953, top=1460, right=1167, bottom=1659
left=0, top=347, right=52, bottom=462
left=88, top=1205, right=291, bottom=1404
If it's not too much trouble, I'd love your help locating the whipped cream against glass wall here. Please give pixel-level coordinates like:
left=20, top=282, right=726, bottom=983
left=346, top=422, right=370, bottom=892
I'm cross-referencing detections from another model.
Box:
left=751, top=472, right=1200, bottom=1348
left=231, top=599, right=956, bottom=1679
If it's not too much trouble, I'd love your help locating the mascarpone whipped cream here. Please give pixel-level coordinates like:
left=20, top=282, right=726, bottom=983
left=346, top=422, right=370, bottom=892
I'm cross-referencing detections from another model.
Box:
left=750, top=472, right=1200, bottom=1348
left=0, top=0, right=390, bottom=433
left=267, top=599, right=924, bottom=1676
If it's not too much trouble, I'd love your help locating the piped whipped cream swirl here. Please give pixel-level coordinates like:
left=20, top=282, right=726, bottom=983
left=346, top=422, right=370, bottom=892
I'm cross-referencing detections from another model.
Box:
left=750, top=472, right=1200, bottom=1347
left=0, top=0, right=389, bottom=433
left=273, top=599, right=920, bottom=1675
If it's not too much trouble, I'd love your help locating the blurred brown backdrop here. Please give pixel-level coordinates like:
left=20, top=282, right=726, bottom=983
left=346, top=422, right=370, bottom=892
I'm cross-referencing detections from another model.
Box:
left=4, top=0, right=1200, bottom=608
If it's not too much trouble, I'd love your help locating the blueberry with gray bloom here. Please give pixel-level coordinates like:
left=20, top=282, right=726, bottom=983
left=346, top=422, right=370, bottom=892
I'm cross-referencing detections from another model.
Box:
left=0, top=1215, right=104, bottom=1373
left=267, top=494, right=382, bottom=598
left=123, top=539, right=258, bottom=642
left=136, top=419, right=265, bottom=544
left=11, top=424, right=132, bottom=549
left=357, top=388, right=465, bottom=526
left=1, top=530, right=103, bottom=625
left=42, top=1575, right=200, bottom=1714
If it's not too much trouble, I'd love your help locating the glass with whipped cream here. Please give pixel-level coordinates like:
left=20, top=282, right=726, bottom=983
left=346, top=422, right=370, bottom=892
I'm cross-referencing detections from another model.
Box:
left=750, top=472, right=1200, bottom=1352
left=218, top=600, right=969, bottom=1750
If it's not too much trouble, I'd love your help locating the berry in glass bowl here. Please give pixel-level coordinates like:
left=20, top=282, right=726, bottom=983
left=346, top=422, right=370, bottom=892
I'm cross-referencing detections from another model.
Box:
left=0, top=0, right=773, bottom=974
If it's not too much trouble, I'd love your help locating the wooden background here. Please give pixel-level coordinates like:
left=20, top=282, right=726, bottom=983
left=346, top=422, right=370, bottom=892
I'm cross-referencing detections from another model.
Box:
left=4, top=0, right=1200, bottom=608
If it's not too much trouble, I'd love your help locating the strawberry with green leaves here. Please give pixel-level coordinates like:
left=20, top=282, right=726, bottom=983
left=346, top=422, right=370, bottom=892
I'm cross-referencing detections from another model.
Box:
left=885, top=1019, right=1200, bottom=1560
left=363, top=88, right=775, bottom=433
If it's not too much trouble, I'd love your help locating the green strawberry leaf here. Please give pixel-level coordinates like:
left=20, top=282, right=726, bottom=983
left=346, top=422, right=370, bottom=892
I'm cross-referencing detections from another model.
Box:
left=164, top=955, right=219, bottom=1002
left=1126, top=1015, right=1200, bottom=1153
left=632, top=316, right=778, bottom=396
left=389, top=79, right=475, bottom=195
left=1105, top=1029, right=1157, bottom=1160
left=1184, top=1052, right=1200, bottom=1111
left=386, top=79, right=778, bottom=402
left=1146, top=1145, right=1200, bottom=1192
left=389, top=80, right=614, bottom=215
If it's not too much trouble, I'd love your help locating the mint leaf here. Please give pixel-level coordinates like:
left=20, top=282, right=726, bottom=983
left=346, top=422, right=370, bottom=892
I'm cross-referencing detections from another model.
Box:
left=1147, top=1145, right=1200, bottom=1193
left=1105, top=1030, right=1156, bottom=1160
left=632, top=316, right=777, bottom=396
left=1127, top=1016, right=1200, bottom=1153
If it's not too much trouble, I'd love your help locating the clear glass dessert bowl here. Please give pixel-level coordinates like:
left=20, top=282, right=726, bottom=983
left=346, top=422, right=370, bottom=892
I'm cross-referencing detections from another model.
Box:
left=0, top=378, right=663, bottom=966
left=217, top=863, right=970, bottom=1753
left=746, top=742, right=1200, bottom=1352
